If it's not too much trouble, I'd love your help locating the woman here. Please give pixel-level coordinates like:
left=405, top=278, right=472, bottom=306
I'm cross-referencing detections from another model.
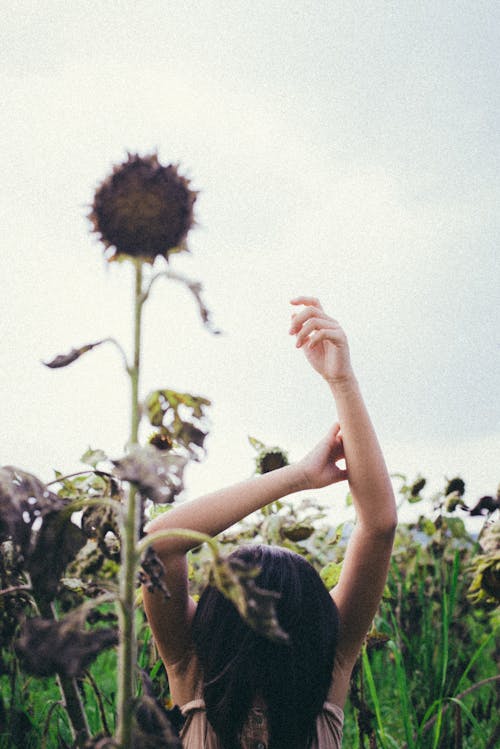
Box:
left=143, top=297, right=397, bottom=748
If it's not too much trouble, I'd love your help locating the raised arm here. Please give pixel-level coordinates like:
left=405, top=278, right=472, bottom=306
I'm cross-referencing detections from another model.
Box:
left=290, top=297, right=397, bottom=704
left=143, top=417, right=347, bottom=689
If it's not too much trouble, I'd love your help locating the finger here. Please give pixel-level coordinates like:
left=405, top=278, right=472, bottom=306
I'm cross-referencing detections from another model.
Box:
left=295, top=318, right=339, bottom=348
left=290, top=296, right=323, bottom=311
left=308, top=327, right=347, bottom=349
left=290, top=307, right=337, bottom=335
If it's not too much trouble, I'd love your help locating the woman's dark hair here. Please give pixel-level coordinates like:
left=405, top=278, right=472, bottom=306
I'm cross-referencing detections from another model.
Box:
left=191, top=544, right=339, bottom=749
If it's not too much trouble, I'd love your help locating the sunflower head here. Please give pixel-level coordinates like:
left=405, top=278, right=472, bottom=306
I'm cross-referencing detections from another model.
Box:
left=89, top=152, right=197, bottom=263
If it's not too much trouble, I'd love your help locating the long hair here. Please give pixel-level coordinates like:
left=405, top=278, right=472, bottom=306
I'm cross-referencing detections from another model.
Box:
left=191, top=544, right=339, bottom=749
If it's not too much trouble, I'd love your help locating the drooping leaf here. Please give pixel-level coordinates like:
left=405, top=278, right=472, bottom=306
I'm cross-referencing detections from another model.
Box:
left=15, top=611, right=118, bottom=677
left=112, top=446, right=188, bottom=504
left=210, top=554, right=289, bottom=644
left=0, top=466, right=65, bottom=558
left=134, top=669, right=184, bottom=748
left=138, top=545, right=170, bottom=598
left=81, top=504, right=120, bottom=561
left=27, top=510, right=87, bottom=602
left=43, top=340, right=106, bottom=368
left=469, top=495, right=499, bottom=516
left=134, top=695, right=183, bottom=748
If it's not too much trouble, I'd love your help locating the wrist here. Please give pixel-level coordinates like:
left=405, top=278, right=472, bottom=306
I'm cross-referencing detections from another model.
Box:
left=284, top=462, right=311, bottom=493
left=325, top=372, right=359, bottom=394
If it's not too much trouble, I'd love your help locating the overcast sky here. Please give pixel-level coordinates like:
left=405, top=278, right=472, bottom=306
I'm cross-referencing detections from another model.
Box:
left=1, top=1, right=499, bottom=525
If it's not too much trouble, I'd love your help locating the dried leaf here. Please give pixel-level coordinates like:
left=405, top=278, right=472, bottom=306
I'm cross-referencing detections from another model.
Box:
left=27, top=510, right=87, bottom=602
left=138, top=545, right=170, bottom=598
left=15, top=611, right=118, bottom=677
left=211, top=555, right=289, bottom=644
left=0, top=466, right=65, bottom=558
left=81, top=504, right=120, bottom=561
left=144, top=390, right=210, bottom=458
left=43, top=340, right=106, bottom=368
left=112, top=446, right=188, bottom=504
left=134, top=695, right=183, bottom=748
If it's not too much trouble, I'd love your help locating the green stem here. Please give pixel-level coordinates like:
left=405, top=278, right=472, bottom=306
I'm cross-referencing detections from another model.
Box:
left=116, top=260, right=144, bottom=748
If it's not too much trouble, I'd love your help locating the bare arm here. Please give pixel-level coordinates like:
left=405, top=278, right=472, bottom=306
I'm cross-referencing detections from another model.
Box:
left=290, top=297, right=397, bottom=705
left=143, top=427, right=347, bottom=679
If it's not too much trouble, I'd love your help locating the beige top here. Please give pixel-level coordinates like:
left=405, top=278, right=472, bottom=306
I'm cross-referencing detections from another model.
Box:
left=180, top=697, right=344, bottom=749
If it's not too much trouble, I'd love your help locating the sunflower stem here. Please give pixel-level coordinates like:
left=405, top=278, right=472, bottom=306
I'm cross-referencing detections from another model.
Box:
left=116, top=260, right=144, bottom=747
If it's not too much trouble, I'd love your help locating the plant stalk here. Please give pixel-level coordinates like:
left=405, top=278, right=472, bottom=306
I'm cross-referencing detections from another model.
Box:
left=36, top=597, right=90, bottom=743
left=116, top=260, right=144, bottom=747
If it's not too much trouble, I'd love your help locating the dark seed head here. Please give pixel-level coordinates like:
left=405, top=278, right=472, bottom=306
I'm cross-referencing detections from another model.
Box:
left=89, top=153, right=197, bottom=263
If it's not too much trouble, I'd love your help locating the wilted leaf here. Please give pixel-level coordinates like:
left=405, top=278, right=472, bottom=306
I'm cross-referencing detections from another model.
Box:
left=27, top=510, right=87, bottom=602
left=0, top=466, right=65, bottom=558
left=134, top=695, right=183, bottom=748
left=469, top=495, right=499, bottom=516
left=15, top=611, right=118, bottom=677
left=81, top=504, right=120, bottom=561
left=112, top=446, right=188, bottom=504
left=139, top=545, right=170, bottom=598
left=43, top=340, right=106, bottom=368
left=211, top=555, right=289, bottom=643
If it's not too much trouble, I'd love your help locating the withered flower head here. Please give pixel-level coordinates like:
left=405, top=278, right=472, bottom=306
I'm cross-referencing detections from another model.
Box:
left=444, top=477, right=465, bottom=497
left=256, top=448, right=289, bottom=475
left=89, top=152, right=197, bottom=263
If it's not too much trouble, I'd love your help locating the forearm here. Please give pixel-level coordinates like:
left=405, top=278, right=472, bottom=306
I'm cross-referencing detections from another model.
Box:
left=146, top=462, right=307, bottom=557
left=329, top=376, right=397, bottom=532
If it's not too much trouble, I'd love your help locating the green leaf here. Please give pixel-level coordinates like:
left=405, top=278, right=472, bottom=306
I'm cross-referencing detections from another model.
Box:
left=81, top=447, right=108, bottom=467
left=248, top=436, right=266, bottom=452
left=320, top=561, right=343, bottom=589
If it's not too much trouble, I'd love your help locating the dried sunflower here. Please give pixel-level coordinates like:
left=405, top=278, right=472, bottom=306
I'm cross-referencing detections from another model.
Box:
left=89, top=152, right=197, bottom=263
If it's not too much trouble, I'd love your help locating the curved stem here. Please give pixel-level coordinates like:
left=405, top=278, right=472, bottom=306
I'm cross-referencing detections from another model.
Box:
left=102, top=336, right=132, bottom=374
left=116, top=260, right=144, bottom=748
left=45, top=469, right=117, bottom=487
left=136, top=527, right=218, bottom=557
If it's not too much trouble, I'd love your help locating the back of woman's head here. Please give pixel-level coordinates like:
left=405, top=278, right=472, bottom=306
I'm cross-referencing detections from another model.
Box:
left=191, top=544, right=339, bottom=749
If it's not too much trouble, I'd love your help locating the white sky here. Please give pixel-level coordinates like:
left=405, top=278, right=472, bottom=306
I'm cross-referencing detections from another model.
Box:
left=1, top=1, right=499, bottom=524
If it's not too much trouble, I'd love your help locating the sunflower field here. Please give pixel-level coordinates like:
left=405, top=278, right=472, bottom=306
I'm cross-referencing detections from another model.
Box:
left=0, top=155, right=498, bottom=748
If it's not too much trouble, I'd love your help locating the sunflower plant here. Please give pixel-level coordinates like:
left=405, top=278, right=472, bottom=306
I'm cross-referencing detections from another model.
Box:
left=0, top=153, right=275, bottom=748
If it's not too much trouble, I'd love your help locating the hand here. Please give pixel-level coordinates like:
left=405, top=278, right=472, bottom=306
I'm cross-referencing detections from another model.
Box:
left=289, top=297, right=354, bottom=385
left=297, top=423, right=348, bottom=489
